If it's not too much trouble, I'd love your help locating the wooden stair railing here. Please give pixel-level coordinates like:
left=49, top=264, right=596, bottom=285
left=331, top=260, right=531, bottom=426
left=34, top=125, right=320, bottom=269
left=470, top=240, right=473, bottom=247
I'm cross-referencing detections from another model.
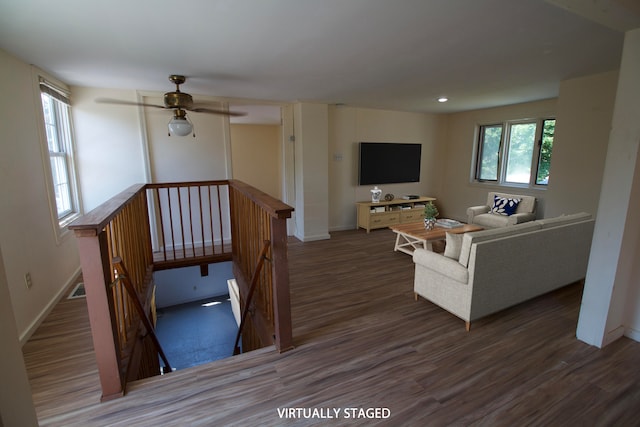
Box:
left=70, top=180, right=294, bottom=400
left=146, top=181, right=233, bottom=272
left=228, top=180, right=294, bottom=353
left=233, top=240, right=270, bottom=355
left=70, top=184, right=154, bottom=401
left=113, top=258, right=172, bottom=373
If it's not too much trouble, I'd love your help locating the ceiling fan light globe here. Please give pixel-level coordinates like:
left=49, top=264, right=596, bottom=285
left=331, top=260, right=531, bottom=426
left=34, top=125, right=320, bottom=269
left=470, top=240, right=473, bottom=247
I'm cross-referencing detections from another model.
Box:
left=168, top=118, right=192, bottom=136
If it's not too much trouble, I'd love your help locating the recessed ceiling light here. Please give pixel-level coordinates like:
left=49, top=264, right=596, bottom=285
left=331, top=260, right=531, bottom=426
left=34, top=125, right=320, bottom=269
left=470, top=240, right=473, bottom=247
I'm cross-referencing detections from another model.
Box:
left=437, top=97, right=449, bottom=103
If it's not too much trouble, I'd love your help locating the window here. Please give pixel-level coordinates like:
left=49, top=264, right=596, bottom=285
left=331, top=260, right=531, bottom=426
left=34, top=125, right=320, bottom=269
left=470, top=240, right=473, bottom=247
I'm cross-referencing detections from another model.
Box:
left=38, top=76, right=80, bottom=230
left=535, top=119, right=555, bottom=185
left=475, top=118, right=555, bottom=187
left=477, top=124, right=502, bottom=181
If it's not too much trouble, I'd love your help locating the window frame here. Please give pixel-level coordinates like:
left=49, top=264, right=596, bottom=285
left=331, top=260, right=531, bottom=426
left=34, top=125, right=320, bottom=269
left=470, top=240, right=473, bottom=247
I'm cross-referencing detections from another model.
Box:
left=534, top=118, right=556, bottom=186
left=475, top=123, right=504, bottom=182
left=33, top=69, right=82, bottom=241
left=473, top=117, right=555, bottom=189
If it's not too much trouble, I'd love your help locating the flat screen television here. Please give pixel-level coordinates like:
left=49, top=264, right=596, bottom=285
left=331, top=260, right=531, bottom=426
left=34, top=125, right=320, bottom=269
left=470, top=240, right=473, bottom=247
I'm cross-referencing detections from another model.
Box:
left=358, top=142, right=422, bottom=185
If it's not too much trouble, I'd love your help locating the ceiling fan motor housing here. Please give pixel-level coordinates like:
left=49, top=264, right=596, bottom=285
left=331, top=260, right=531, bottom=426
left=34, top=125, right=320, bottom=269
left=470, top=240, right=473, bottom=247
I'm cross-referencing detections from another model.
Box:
left=164, top=91, right=193, bottom=109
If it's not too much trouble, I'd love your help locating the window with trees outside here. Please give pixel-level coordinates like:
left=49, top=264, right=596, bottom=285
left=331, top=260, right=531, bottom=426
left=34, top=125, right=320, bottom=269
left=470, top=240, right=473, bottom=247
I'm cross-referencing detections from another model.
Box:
left=39, top=77, right=80, bottom=231
left=475, top=118, right=555, bottom=187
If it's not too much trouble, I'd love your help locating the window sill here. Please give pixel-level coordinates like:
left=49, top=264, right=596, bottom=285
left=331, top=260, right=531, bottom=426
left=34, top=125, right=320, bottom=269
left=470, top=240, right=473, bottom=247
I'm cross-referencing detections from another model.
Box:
left=470, top=180, right=548, bottom=192
left=59, top=212, right=81, bottom=229
left=55, top=211, right=82, bottom=245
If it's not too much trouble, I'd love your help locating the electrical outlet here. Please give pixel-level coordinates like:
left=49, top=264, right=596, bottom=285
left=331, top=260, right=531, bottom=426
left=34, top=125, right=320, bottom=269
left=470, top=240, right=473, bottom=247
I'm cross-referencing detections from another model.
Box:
left=25, top=272, right=33, bottom=289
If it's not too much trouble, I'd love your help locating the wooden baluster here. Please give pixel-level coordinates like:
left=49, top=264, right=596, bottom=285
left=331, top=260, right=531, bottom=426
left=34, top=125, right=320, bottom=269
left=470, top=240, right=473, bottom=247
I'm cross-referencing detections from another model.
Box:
left=217, top=185, right=224, bottom=251
left=198, top=185, right=205, bottom=256
left=187, top=185, right=195, bottom=257
left=208, top=185, right=215, bottom=254
left=167, top=187, right=176, bottom=260
left=155, top=187, right=167, bottom=262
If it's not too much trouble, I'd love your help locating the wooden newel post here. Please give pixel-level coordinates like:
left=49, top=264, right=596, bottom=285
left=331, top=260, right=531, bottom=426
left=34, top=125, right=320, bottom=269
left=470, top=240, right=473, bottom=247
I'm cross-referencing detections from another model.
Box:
left=73, top=229, right=124, bottom=401
left=270, top=216, right=294, bottom=353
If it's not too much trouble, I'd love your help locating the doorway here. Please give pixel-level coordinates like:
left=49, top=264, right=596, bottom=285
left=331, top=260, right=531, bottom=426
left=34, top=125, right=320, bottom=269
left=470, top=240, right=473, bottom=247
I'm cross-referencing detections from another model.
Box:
left=229, top=104, right=296, bottom=235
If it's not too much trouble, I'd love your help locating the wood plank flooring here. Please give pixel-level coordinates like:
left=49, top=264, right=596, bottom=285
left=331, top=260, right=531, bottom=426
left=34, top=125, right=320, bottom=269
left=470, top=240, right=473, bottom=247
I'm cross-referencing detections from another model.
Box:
left=23, top=228, right=640, bottom=426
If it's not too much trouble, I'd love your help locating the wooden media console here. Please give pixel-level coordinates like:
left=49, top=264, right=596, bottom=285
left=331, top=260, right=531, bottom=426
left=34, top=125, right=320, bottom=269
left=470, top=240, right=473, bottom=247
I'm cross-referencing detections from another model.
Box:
left=356, top=196, right=436, bottom=233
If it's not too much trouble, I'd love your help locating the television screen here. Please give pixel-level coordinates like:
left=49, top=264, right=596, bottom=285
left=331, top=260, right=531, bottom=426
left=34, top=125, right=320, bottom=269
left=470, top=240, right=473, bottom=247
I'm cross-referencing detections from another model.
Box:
left=358, top=142, right=422, bottom=185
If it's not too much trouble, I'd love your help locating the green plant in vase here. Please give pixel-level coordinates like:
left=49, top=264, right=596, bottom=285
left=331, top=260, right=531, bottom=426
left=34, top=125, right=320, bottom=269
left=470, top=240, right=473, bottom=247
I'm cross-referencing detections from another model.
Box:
left=423, top=201, right=439, bottom=230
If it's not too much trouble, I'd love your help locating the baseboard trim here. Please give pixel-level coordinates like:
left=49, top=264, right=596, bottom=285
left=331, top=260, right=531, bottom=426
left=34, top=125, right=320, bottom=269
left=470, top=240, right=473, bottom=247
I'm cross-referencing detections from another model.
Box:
left=19, top=266, right=82, bottom=346
left=294, top=232, right=331, bottom=242
left=328, top=225, right=356, bottom=232
left=624, top=326, right=640, bottom=343
left=301, top=233, right=331, bottom=242
left=602, top=325, right=626, bottom=347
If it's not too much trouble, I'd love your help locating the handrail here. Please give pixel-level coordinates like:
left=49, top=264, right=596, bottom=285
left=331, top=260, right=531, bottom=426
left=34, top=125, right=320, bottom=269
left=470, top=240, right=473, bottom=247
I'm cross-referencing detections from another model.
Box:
left=69, top=184, right=146, bottom=236
left=227, top=180, right=294, bottom=219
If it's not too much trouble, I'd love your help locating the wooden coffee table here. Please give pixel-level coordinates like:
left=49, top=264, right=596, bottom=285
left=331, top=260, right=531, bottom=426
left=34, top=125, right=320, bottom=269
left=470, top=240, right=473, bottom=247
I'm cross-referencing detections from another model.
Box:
left=390, top=222, right=483, bottom=255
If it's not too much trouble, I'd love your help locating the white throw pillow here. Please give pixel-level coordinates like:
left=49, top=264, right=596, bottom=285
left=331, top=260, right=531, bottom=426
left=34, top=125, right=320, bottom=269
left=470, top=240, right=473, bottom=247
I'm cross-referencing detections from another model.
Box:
left=444, top=232, right=463, bottom=260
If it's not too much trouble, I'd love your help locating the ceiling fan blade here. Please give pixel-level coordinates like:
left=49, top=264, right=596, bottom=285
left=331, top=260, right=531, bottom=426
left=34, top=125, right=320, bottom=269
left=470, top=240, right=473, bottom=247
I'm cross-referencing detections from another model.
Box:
left=95, top=98, right=166, bottom=109
left=189, top=107, right=247, bottom=117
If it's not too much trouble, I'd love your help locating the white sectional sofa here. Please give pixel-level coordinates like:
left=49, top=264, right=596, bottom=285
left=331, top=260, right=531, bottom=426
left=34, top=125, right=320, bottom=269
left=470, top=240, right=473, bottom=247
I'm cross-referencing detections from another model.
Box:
left=412, top=212, right=595, bottom=330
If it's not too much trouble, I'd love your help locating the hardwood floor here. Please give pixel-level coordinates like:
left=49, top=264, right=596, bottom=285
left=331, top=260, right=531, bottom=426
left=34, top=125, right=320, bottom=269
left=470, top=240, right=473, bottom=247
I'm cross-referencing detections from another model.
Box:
left=23, top=228, right=640, bottom=426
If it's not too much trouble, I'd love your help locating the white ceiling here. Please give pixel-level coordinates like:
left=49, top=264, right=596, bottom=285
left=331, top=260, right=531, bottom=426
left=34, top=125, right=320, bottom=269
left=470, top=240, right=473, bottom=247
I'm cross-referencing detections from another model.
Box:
left=1, top=0, right=638, bottom=114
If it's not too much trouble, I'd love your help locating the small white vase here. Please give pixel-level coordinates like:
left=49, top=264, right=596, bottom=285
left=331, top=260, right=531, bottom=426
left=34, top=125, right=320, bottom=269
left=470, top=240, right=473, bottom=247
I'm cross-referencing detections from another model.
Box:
left=424, top=217, right=436, bottom=230
left=371, top=186, right=382, bottom=203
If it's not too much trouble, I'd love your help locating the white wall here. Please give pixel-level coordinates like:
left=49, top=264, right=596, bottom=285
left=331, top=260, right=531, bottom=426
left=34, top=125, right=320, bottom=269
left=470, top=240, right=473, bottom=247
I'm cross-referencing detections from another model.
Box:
left=440, top=99, right=557, bottom=221
left=577, top=28, right=640, bottom=346
left=623, top=154, right=640, bottom=342
left=328, top=106, right=447, bottom=231
left=441, top=74, right=619, bottom=223
left=0, top=49, right=80, bottom=341
left=144, top=95, right=231, bottom=182
left=293, top=103, right=330, bottom=241
left=72, top=87, right=148, bottom=210
left=623, top=217, right=640, bottom=342
left=154, top=262, right=233, bottom=308
left=72, top=88, right=236, bottom=207
left=544, top=71, right=619, bottom=218
left=230, top=124, right=282, bottom=199
left=0, top=247, right=38, bottom=426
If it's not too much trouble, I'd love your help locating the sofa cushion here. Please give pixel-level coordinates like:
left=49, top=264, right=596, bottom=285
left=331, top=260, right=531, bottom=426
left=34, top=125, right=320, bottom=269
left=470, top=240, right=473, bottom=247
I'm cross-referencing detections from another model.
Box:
left=490, top=195, right=521, bottom=216
left=458, top=221, right=542, bottom=267
left=471, top=213, right=512, bottom=228
left=444, top=232, right=463, bottom=260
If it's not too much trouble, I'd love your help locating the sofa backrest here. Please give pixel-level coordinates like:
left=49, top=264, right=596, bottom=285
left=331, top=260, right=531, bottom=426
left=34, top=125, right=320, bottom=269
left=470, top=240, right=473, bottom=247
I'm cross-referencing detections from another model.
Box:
left=487, top=192, right=536, bottom=215
left=458, top=221, right=542, bottom=267
left=535, top=212, right=592, bottom=229
left=458, top=212, right=593, bottom=267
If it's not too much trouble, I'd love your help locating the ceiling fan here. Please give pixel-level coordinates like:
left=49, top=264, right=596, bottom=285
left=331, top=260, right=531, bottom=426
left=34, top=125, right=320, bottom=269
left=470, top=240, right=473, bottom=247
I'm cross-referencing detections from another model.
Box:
left=96, top=75, right=246, bottom=137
